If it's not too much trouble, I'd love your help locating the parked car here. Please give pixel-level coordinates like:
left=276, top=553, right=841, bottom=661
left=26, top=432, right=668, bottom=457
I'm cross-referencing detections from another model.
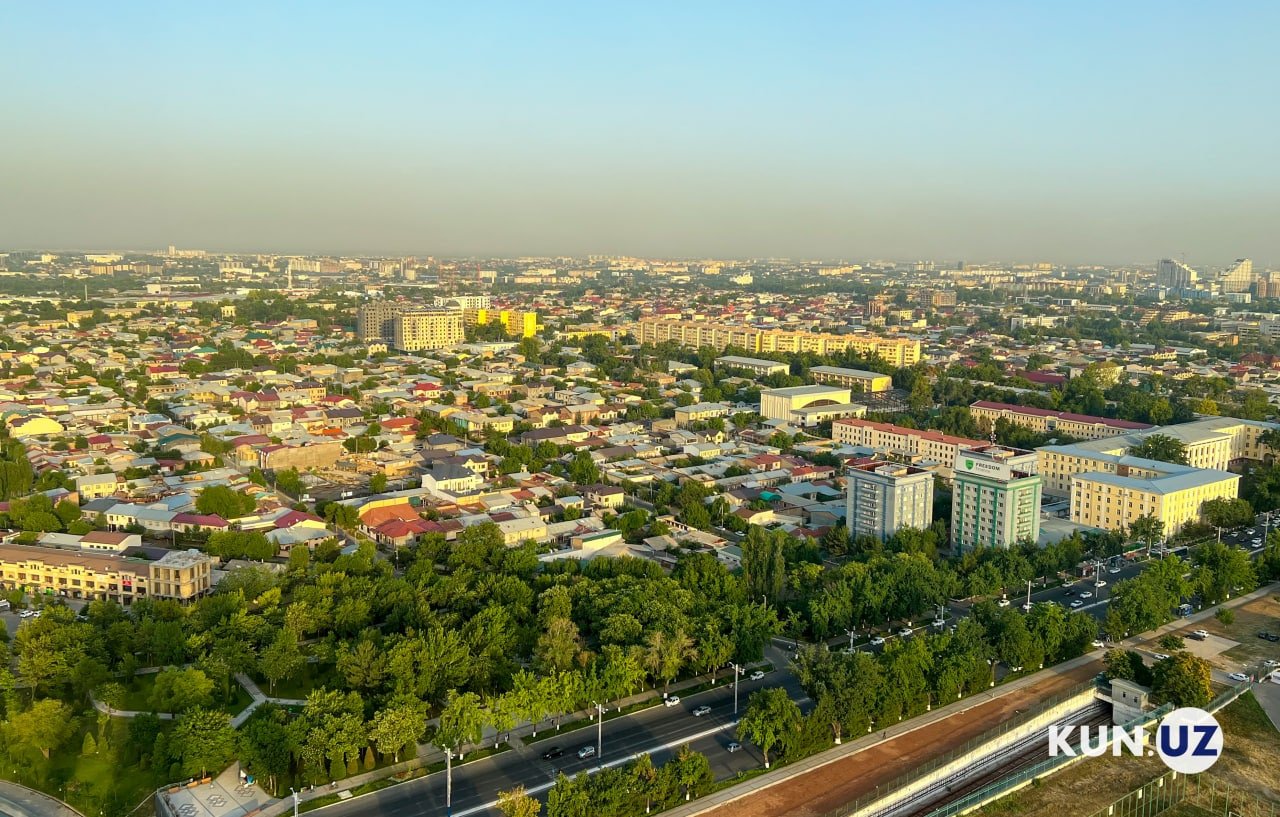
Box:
left=869, top=636, right=885, bottom=647
left=577, top=745, right=596, bottom=759
left=692, top=705, right=712, bottom=717
left=1091, top=639, right=1106, bottom=649
left=726, top=742, right=742, bottom=753
left=1228, top=672, right=1250, bottom=683
left=1190, top=630, right=1209, bottom=640
left=1264, top=659, right=1280, bottom=668
left=749, top=670, right=764, bottom=681
left=1152, top=653, right=1170, bottom=661
left=541, top=747, right=564, bottom=760
left=663, top=695, right=681, bottom=707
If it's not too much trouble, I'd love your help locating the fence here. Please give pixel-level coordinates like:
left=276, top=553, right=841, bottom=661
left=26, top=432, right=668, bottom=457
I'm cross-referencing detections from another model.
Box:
left=1084, top=771, right=1279, bottom=817
left=812, top=678, right=1101, bottom=817
left=916, top=701, right=1175, bottom=817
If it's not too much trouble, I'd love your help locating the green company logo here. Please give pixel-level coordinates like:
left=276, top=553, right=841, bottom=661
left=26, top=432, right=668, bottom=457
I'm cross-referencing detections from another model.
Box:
left=964, top=459, right=974, bottom=470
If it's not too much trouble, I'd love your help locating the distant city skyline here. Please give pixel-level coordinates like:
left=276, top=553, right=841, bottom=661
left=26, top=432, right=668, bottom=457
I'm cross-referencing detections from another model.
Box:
left=3, top=2, right=1279, bottom=262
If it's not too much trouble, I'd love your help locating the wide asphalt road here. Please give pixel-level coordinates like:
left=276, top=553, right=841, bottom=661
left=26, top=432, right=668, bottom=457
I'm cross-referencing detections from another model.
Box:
left=316, top=668, right=808, bottom=817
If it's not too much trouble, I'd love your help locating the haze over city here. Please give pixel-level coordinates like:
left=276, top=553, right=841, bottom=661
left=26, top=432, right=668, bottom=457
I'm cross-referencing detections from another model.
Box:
left=4, top=1, right=1280, bottom=262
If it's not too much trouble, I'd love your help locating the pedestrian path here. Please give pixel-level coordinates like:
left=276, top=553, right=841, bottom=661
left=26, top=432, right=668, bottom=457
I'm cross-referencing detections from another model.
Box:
left=88, top=672, right=306, bottom=727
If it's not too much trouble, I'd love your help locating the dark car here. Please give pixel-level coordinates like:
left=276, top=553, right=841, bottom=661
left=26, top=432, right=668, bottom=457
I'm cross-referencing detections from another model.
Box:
left=541, top=747, right=564, bottom=760
left=1268, top=634, right=1280, bottom=643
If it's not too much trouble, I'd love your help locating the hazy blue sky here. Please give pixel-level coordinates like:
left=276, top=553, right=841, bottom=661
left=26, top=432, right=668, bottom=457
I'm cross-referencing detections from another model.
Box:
left=3, top=2, right=1278, bottom=263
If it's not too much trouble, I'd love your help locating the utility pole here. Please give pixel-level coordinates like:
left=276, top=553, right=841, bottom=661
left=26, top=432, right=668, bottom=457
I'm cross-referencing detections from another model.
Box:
left=444, top=746, right=454, bottom=817
left=844, top=628, right=857, bottom=652
left=730, top=663, right=744, bottom=714
left=1025, top=579, right=1032, bottom=610
left=594, top=701, right=605, bottom=759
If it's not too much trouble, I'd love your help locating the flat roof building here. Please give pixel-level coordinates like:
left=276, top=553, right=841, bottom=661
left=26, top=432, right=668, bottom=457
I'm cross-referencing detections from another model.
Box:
left=845, top=460, right=934, bottom=542
left=761, top=384, right=851, bottom=423
left=809, top=366, right=893, bottom=393
left=951, top=446, right=1042, bottom=552
left=714, top=356, right=790, bottom=376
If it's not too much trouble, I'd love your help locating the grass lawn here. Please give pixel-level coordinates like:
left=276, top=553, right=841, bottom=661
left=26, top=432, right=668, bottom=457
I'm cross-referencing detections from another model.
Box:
left=118, top=672, right=253, bottom=717
left=254, top=662, right=340, bottom=700
left=1, top=711, right=173, bottom=817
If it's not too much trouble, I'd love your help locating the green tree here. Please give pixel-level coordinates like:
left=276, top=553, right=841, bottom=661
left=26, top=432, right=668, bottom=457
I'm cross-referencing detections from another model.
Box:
left=238, top=705, right=293, bottom=796
left=369, top=698, right=427, bottom=762
left=568, top=451, right=600, bottom=485
left=8, top=699, right=75, bottom=758
left=737, top=687, right=800, bottom=768
left=1151, top=652, right=1212, bottom=707
left=666, top=743, right=713, bottom=801
left=497, top=785, right=542, bottom=817
left=1128, top=514, right=1165, bottom=554
left=259, top=628, right=305, bottom=694
left=195, top=484, right=256, bottom=519
left=172, top=708, right=236, bottom=778
left=1129, top=434, right=1189, bottom=465
left=438, top=690, right=485, bottom=751
left=369, top=472, right=388, bottom=494
left=149, top=667, right=215, bottom=713
left=1200, top=498, right=1254, bottom=532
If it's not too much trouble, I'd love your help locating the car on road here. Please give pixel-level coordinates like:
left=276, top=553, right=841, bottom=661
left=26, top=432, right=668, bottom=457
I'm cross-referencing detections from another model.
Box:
left=663, top=695, right=681, bottom=707
left=869, top=636, right=885, bottom=647
left=932, top=617, right=946, bottom=628
left=1021, top=602, right=1032, bottom=612
left=577, top=745, right=596, bottom=759
left=1079, top=590, right=1093, bottom=599
left=692, top=705, right=712, bottom=717
left=749, top=670, right=765, bottom=681
left=726, top=742, right=742, bottom=753
left=1070, top=600, right=1084, bottom=608
left=541, top=747, right=565, bottom=760
left=1091, top=639, right=1106, bottom=648
left=997, top=598, right=1011, bottom=608
left=1228, top=672, right=1250, bottom=683
left=897, top=627, right=913, bottom=638
left=1063, top=589, right=1075, bottom=597
left=1108, top=566, right=1121, bottom=574
left=1190, top=630, right=1209, bottom=640
left=1094, top=580, right=1107, bottom=588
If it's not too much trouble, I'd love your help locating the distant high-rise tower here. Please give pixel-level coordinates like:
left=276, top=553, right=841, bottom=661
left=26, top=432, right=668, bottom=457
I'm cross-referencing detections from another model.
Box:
left=1219, top=258, right=1253, bottom=293
left=1156, top=259, right=1198, bottom=292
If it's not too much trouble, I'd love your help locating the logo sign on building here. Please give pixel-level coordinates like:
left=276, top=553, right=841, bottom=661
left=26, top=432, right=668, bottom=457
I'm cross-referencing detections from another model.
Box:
left=1048, top=707, right=1223, bottom=773
left=954, top=452, right=1012, bottom=481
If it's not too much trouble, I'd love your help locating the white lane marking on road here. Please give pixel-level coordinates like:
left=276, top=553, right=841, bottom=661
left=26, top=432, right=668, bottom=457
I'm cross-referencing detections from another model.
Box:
left=449, top=721, right=740, bottom=817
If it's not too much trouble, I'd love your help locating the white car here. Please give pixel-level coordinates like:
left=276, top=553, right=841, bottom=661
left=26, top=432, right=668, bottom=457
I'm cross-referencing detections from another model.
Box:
left=1021, top=603, right=1032, bottom=613
left=577, top=745, right=596, bottom=759
left=1192, top=629, right=1209, bottom=639
left=996, top=598, right=1011, bottom=608
left=1108, top=566, right=1121, bottom=574
left=932, top=618, right=946, bottom=628
left=663, top=695, right=681, bottom=707
left=1228, top=672, right=1250, bottom=683
left=1069, top=600, right=1084, bottom=609
left=749, top=670, right=764, bottom=681
left=726, top=742, right=742, bottom=753
left=1091, top=639, right=1106, bottom=648
left=1264, top=659, right=1280, bottom=668
left=1079, top=591, right=1094, bottom=599
left=897, top=627, right=913, bottom=638
left=1152, top=653, right=1170, bottom=661
left=1094, top=580, right=1107, bottom=588
left=692, top=705, right=712, bottom=717
left=869, top=636, right=886, bottom=647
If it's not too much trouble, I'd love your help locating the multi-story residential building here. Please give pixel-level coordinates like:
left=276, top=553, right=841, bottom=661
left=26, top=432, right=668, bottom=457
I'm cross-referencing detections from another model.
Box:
left=0, top=544, right=213, bottom=604
left=636, top=318, right=921, bottom=367
left=1218, top=258, right=1254, bottom=294
left=951, top=446, right=1042, bottom=551
left=1157, top=258, right=1198, bottom=292
left=1068, top=460, right=1238, bottom=536
left=673, top=402, right=731, bottom=427
left=915, top=289, right=957, bottom=309
left=357, top=300, right=401, bottom=342
left=832, top=418, right=985, bottom=478
left=714, top=356, right=789, bottom=376
left=970, top=401, right=1153, bottom=440
left=1037, top=416, right=1280, bottom=497
left=434, top=295, right=492, bottom=310
left=844, top=460, right=934, bottom=542
left=809, top=366, right=893, bottom=393
left=393, top=308, right=465, bottom=352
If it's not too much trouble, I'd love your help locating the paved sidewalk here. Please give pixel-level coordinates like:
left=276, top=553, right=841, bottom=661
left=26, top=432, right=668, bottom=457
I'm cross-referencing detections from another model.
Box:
left=0, top=782, right=83, bottom=817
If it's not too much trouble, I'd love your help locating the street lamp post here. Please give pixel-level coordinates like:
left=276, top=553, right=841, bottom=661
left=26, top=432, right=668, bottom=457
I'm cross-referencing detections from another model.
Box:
left=290, top=788, right=299, bottom=817
left=594, top=701, right=605, bottom=760
left=730, top=662, right=744, bottom=714
left=444, top=746, right=454, bottom=817
left=844, top=628, right=857, bottom=652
